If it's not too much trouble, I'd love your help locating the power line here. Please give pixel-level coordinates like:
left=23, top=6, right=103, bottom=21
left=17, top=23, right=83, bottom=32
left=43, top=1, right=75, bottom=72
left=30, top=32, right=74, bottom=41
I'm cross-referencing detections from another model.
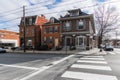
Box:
left=0, top=17, right=21, bottom=23
left=0, top=7, right=22, bottom=14
left=25, top=4, right=97, bottom=16
left=25, top=0, right=88, bottom=13
left=25, top=0, right=57, bottom=10
left=0, top=10, right=23, bottom=18
left=0, top=0, right=119, bottom=25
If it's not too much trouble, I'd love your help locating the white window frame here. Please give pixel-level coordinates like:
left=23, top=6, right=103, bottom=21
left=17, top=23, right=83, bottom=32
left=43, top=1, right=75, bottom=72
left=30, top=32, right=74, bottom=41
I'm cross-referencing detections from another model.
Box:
left=76, top=19, right=85, bottom=30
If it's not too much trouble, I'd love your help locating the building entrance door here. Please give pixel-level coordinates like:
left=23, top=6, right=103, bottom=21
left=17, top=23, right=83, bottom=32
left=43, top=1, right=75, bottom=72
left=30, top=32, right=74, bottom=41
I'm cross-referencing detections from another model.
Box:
left=55, top=38, right=58, bottom=47
left=76, top=36, right=86, bottom=49
left=65, top=37, right=71, bottom=46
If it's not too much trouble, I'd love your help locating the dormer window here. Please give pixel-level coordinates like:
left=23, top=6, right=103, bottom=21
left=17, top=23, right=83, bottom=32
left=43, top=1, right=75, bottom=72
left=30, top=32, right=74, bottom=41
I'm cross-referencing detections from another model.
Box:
left=70, top=11, right=79, bottom=16
left=29, top=18, right=32, bottom=25
left=76, top=19, right=86, bottom=30
left=63, top=21, right=72, bottom=31
left=50, top=18, right=54, bottom=23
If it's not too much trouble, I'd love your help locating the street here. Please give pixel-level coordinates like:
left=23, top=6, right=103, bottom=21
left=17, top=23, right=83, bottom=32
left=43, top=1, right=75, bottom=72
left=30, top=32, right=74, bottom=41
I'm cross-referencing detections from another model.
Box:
left=0, top=48, right=119, bottom=80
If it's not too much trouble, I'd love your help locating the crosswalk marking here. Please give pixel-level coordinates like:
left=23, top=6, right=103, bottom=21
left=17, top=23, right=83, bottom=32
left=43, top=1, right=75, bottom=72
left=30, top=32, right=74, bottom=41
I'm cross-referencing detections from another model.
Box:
left=61, top=55, right=118, bottom=80
left=108, top=52, right=116, bottom=55
left=61, top=71, right=118, bottom=80
left=71, top=64, right=112, bottom=71
left=80, top=57, right=105, bottom=60
left=77, top=60, right=108, bottom=64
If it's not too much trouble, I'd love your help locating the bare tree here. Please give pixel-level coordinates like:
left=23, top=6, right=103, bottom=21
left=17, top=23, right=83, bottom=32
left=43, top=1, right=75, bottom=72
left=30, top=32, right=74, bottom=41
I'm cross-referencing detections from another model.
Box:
left=94, top=4, right=120, bottom=47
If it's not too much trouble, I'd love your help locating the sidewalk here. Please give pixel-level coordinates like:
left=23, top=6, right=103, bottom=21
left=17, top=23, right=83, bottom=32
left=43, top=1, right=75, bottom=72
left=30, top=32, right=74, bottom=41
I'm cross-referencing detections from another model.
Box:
left=7, top=48, right=107, bottom=55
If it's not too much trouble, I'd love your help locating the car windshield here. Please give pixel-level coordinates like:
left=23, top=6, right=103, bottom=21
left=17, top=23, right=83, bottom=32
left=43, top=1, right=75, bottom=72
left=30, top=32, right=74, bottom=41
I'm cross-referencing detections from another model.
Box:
left=0, top=48, right=3, bottom=50
left=106, top=45, right=113, bottom=48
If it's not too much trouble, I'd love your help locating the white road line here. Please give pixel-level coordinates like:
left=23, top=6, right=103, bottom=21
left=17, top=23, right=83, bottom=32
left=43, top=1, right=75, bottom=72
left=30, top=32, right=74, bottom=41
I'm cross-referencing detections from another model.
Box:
left=19, top=54, right=74, bottom=80
left=80, top=57, right=105, bottom=60
left=19, top=66, right=50, bottom=80
left=61, top=71, right=118, bottom=80
left=108, top=52, right=116, bottom=55
left=77, top=60, right=108, bottom=64
left=84, top=56, right=104, bottom=58
left=52, top=55, right=74, bottom=65
left=0, top=64, right=39, bottom=70
left=71, top=64, right=112, bottom=71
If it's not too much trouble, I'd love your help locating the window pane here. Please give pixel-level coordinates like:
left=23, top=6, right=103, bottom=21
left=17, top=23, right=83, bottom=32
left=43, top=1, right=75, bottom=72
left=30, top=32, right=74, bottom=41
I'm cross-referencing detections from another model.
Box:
left=49, top=27, right=53, bottom=33
left=54, top=26, right=58, bottom=32
left=44, top=28, right=47, bottom=33
left=76, top=20, right=85, bottom=30
left=63, top=21, right=72, bottom=31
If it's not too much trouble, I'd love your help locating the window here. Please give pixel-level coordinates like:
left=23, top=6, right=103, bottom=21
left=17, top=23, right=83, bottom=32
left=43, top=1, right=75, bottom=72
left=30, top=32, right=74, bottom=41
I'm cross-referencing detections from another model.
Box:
left=26, top=28, right=29, bottom=34
left=29, top=18, right=32, bottom=25
left=54, top=26, right=58, bottom=32
left=26, top=18, right=29, bottom=25
left=32, top=29, right=34, bottom=35
left=76, top=19, right=85, bottom=30
left=63, top=21, right=72, bottom=31
left=32, top=17, right=36, bottom=25
left=44, top=28, right=47, bottom=33
left=44, top=37, right=46, bottom=43
left=49, top=27, right=53, bottom=33
left=50, top=18, right=54, bottom=23
left=70, top=11, right=79, bottom=16
left=49, top=36, right=53, bottom=44
left=20, top=28, right=23, bottom=33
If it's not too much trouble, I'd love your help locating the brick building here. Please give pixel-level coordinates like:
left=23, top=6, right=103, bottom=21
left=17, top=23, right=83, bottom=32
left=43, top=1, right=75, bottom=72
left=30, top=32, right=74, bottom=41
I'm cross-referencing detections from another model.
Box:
left=42, top=17, right=60, bottom=49
left=60, top=9, right=96, bottom=50
left=19, top=15, right=48, bottom=49
left=0, top=30, right=19, bottom=48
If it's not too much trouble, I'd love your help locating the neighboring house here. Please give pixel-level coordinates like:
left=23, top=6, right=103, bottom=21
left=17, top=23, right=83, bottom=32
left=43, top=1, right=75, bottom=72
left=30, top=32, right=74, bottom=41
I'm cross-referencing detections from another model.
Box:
left=42, top=17, right=60, bottom=49
left=110, top=39, right=120, bottom=47
left=60, top=9, right=95, bottom=50
left=0, top=30, right=19, bottom=48
left=19, top=15, right=48, bottom=49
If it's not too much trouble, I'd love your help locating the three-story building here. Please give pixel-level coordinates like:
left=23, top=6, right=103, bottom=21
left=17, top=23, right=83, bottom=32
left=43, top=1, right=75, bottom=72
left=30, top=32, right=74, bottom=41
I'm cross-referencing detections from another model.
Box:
left=19, top=15, right=48, bottom=49
left=42, top=17, right=60, bottom=49
left=60, top=9, right=95, bottom=50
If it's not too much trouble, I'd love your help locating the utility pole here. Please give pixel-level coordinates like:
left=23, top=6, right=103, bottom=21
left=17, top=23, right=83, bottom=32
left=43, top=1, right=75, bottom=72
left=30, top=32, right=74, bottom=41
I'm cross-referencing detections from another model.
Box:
left=23, top=6, right=26, bottom=52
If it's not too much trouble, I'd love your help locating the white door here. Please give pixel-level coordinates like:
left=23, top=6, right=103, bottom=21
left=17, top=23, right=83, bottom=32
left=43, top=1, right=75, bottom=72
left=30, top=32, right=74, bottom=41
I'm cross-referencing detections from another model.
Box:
left=55, top=38, right=58, bottom=47
left=76, top=36, right=85, bottom=49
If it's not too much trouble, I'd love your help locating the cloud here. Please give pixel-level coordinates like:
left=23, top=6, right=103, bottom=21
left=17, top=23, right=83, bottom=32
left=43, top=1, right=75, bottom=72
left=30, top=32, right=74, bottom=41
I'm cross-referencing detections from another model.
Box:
left=0, top=0, right=120, bottom=39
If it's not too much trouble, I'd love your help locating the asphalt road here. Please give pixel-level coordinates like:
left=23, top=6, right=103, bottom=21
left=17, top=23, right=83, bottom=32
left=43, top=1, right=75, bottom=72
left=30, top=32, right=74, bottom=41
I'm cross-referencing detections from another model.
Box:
left=0, top=53, right=71, bottom=80
left=0, top=49, right=120, bottom=80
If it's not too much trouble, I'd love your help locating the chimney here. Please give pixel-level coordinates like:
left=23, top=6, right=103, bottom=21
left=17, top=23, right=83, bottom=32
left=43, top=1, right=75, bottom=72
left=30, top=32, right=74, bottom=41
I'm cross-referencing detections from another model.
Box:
left=41, top=14, right=45, bottom=18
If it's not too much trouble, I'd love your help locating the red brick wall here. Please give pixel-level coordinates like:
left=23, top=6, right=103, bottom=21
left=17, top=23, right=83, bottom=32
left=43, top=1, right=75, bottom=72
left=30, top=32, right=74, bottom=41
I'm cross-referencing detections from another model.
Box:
left=42, top=24, right=61, bottom=48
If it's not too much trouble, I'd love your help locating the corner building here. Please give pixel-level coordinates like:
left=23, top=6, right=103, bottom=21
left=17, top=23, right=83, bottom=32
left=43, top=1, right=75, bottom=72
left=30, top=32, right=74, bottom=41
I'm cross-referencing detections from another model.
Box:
left=60, top=9, right=96, bottom=50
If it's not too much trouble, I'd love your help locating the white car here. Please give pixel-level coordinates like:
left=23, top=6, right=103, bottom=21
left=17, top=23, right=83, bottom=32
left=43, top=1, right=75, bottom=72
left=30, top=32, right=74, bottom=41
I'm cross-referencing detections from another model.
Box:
left=0, top=48, right=6, bottom=53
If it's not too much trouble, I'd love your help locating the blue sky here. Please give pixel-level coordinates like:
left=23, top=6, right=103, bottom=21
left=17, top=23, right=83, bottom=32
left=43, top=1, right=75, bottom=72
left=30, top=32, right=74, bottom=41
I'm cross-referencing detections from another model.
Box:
left=0, top=0, right=120, bottom=38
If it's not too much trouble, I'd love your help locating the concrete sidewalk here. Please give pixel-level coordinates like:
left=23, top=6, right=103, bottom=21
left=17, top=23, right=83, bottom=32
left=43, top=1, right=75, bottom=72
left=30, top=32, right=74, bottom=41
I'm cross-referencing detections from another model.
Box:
left=7, top=48, right=107, bottom=55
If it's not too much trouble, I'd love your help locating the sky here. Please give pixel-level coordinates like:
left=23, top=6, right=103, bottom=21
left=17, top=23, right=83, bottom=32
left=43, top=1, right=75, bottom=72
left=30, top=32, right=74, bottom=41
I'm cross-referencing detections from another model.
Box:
left=0, top=0, right=120, bottom=38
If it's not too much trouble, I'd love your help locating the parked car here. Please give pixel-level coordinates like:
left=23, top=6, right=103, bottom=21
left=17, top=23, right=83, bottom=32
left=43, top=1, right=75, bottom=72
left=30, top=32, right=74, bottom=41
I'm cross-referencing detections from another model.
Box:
left=0, top=48, right=6, bottom=53
left=104, top=45, right=114, bottom=51
left=38, top=44, right=49, bottom=50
